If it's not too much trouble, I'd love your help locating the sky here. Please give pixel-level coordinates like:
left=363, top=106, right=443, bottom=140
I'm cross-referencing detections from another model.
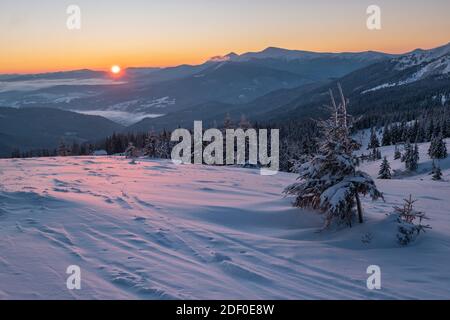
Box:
left=1, top=0, right=450, bottom=73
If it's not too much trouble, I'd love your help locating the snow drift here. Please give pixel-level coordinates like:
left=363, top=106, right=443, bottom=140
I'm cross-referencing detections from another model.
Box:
left=0, top=144, right=450, bottom=299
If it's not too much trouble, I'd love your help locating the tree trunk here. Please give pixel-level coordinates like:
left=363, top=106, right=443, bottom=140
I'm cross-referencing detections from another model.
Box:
left=355, top=193, right=363, bottom=223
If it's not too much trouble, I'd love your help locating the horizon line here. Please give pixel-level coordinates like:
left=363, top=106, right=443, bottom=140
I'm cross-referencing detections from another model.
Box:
left=2, top=41, right=449, bottom=75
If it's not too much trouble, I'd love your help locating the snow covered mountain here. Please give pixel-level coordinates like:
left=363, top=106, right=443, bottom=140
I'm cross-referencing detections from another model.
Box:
left=0, top=137, right=449, bottom=299
left=0, top=47, right=393, bottom=127
left=363, top=42, right=450, bottom=93
left=212, top=47, right=392, bottom=63
left=124, top=42, right=450, bottom=132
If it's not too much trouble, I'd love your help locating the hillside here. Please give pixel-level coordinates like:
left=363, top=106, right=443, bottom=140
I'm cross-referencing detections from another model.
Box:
left=0, top=137, right=449, bottom=299
left=0, top=107, right=123, bottom=157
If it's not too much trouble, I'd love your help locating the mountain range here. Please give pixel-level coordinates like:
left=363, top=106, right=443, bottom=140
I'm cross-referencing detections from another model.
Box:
left=1, top=42, right=449, bottom=155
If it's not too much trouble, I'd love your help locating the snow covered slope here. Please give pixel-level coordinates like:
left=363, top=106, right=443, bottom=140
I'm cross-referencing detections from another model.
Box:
left=362, top=42, right=450, bottom=93
left=0, top=152, right=450, bottom=299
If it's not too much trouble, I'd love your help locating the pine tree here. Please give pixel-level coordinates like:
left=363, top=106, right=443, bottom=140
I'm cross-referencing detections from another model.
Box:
left=426, top=119, right=435, bottom=141
left=143, top=129, right=158, bottom=157
left=58, top=139, right=70, bottom=156
left=403, top=142, right=419, bottom=171
left=414, top=144, right=420, bottom=165
left=124, top=142, right=137, bottom=159
left=415, top=125, right=425, bottom=143
left=393, top=195, right=431, bottom=245
left=382, top=124, right=391, bottom=146
left=370, top=147, right=381, bottom=160
left=223, top=113, right=234, bottom=130
left=401, top=142, right=409, bottom=163
left=239, top=114, right=251, bottom=130
left=284, top=84, right=383, bottom=227
left=368, top=127, right=380, bottom=149
left=11, top=149, right=21, bottom=158
left=394, top=145, right=401, bottom=160
left=378, top=157, right=392, bottom=179
left=428, top=134, right=447, bottom=160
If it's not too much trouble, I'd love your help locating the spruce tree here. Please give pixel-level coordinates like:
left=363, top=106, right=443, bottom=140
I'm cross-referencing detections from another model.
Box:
left=428, top=134, right=447, bottom=160
left=284, top=84, right=382, bottom=227
left=239, top=114, right=251, bottom=130
left=378, top=157, right=392, bottom=179
left=58, top=140, right=70, bottom=157
left=143, top=130, right=158, bottom=157
left=404, top=142, right=419, bottom=171
left=382, top=125, right=391, bottom=146
left=394, top=145, right=401, bottom=160
left=401, top=142, right=409, bottom=163
left=426, top=120, right=435, bottom=141
left=223, top=113, right=234, bottom=130
left=368, top=127, right=380, bottom=149
left=124, top=142, right=137, bottom=159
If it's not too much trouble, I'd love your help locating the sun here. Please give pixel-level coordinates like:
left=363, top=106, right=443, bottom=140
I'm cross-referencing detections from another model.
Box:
left=111, top=65, right=121, bottom=74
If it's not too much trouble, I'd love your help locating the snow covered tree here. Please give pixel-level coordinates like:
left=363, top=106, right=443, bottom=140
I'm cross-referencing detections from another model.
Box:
left=426, top=119, right=435, bottom=141
left=415, top=126, right=426, bottom=143
left=428, top=134, right=447, bottom=160
left=413, top=144, right=420, bottom=169
left=432, top=161, right=443, bottom=181
left=400, top=142, right=409, bottom=162
left=378, top=157, right=392, bottom=179
left=392, top=195, right=430, bottom=245
left=382, top=125, right=391, bottom=146
left=154, top=131, right=172, bottom=159
left=394, top=145, right=401, bottom=160
left=223, top=113, right=234, bottom=130
left=143, top=129, right=158, bottom=157
left=371, top=147, right=382, bottom=160
left=124, top=142, right=138, bottom=159
left=403, top=142, right=419, bottom=171
left=368, top=127, right=380, bottom=150
left=284, top=84, right=383, bottom=227
left=239, top=114, right=251, bottom=130
left=58, top=139, right=70, bottom=156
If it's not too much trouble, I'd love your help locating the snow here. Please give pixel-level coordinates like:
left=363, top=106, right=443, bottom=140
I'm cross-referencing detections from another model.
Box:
left=1, top=144, right=450, bottom=298
left=362, top=43, right=450, bottom=94
left=395, top=43, right=450, bottom=70
left=72, top=110, right=164, bottom=126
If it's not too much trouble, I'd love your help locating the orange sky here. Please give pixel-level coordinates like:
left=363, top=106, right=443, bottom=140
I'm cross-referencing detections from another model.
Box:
left=1, top=0, right=450, bottom=74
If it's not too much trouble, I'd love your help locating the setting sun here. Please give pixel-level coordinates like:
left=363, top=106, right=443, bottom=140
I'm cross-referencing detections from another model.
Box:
left=111, top=65, right=121, bottom=74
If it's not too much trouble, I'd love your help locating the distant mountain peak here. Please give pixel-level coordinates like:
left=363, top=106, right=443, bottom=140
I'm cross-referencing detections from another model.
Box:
left=261, top=46, right=291, bottom=53
left=208, top=52, right=238, bottom=62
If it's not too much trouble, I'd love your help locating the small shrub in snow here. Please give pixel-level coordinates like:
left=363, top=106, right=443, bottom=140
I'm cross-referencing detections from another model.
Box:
left=431, top=161, right=443, bottom=181
left=392, top=195, right=431, bottom=246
